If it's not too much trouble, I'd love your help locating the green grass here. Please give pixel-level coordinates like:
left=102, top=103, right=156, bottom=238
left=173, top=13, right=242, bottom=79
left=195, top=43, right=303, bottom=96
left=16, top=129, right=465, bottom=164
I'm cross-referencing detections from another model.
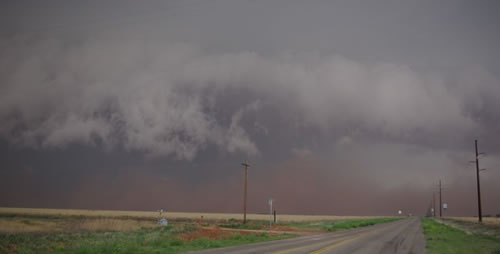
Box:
left=422, top=217, right=500, bottom=254
left=218, top=220, right=268, bottom=230
left=218, top=224, right=262, bottom=230
left=0, top=224, right=296, bottom=254
left=284, top=217, right=400, bottom=232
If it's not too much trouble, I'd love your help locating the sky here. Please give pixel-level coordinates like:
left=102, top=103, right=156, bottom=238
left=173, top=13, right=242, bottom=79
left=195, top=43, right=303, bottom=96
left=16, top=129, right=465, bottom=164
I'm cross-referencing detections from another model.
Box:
left=1, top=0, right=500, bottom=216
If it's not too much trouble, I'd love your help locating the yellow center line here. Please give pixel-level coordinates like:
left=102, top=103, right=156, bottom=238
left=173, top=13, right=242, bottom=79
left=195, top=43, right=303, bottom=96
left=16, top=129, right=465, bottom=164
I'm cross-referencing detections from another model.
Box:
left=309, top=224, right=395, bottom=254
left=270, top=235, right=352, bottom=254
left=309, top=235, right=361, bottom=254
left=272, top=221, right=401, bottom=254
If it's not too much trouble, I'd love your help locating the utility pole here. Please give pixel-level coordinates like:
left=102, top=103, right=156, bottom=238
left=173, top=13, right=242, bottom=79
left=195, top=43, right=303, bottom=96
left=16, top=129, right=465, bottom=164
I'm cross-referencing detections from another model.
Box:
left=475, top=140, right=483, bottom=223
left=433, top=193, right=436, bottom=217
left=242, top=161, right=250, bottom=224
left=439, top=180, right=442, bottom=218
left=268, top=198, right=273, bottom=231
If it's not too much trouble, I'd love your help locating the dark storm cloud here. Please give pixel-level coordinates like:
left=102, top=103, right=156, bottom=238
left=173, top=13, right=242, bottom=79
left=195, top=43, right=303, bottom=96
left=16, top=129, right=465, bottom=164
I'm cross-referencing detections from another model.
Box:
left=0, top=36, right=485, bottom=156
left=1, top=0, right=500, bottom=215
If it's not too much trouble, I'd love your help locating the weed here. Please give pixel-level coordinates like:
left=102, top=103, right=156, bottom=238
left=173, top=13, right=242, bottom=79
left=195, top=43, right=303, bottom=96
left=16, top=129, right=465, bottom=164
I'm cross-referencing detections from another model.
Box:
left=284, top=217, right=400, bottom=231
left=227, top=218, right=238, bottom=223
left=219, top=219, right=269, bottom=230
left=422, top=217, right=500, bottom=254
left=0, top=224, right=296, bottom=253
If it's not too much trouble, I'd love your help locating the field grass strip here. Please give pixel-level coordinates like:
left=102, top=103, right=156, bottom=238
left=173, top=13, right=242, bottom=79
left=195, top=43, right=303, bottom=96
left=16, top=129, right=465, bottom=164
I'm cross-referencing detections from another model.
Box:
left=283, top=217, right=401, bottom=232
left=422, top=217, right=500, bottom=254
left=0, top=207, right=381, bottom=222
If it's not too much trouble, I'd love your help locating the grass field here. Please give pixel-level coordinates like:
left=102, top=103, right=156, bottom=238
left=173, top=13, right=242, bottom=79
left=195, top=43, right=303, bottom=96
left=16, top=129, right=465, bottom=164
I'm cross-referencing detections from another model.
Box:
left=0, top=207, right=382, bottom=223
left=0, top=216, right=158, bottom=233
left=448, top=216, right=500, bottom=226
left=0, top=207, right=396, bottom=254
left=422, top=217, right=500, bottom=254
left=0, top=223, right=295, bottom=254
left=0, top=213, right=297, bottom=254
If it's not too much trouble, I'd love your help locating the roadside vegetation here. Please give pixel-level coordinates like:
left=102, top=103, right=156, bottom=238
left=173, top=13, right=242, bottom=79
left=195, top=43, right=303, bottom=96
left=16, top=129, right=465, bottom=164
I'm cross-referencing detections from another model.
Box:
left=218, top=219, right=270, bottom=230
left=217, top=217, right=401, bottom=232
left=0, top=208, right=399, bottom=253
left=219, top=223, right=263, bottom=230
left=447, top=216, right=500, bottom=227
left=0, top=214, right=158, bottom=233
left=282, top=217, right=401, bottom=232
left=441, top=217, right=500, bottom=239
left=422, top=217, right=500, bottom=254
left=0, top=215, right=296, bottom=254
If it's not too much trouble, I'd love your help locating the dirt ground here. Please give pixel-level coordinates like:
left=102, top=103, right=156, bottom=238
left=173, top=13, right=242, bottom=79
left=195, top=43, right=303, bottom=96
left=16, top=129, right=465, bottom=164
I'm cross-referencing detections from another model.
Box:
left=270, top=225, right=323, bottom=234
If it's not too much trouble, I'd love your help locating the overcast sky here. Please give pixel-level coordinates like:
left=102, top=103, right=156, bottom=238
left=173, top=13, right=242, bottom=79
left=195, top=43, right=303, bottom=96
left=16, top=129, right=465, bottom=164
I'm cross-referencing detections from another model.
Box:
left=1, top=0, right=499, bottom=216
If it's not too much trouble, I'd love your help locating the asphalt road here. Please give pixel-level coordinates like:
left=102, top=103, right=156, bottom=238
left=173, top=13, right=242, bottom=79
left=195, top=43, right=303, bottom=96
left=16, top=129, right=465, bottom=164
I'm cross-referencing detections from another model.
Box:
left=190, top=218, right=426, bottom=254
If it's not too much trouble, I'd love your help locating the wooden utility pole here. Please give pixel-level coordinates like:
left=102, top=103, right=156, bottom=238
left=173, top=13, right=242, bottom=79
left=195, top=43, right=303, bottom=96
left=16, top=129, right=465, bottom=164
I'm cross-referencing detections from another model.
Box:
left=433, top=193, right=436, bottom=217
left=439, top=180, right=442, bottom=218
left=242, top=161, right=250, bottom=224
left=475, top=140, right=483, bottom=223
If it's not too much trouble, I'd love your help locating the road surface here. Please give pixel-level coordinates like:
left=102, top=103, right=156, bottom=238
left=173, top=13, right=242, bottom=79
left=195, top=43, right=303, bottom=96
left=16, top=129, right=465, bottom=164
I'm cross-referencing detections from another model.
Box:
left=190, top=218, right=426, bottom=254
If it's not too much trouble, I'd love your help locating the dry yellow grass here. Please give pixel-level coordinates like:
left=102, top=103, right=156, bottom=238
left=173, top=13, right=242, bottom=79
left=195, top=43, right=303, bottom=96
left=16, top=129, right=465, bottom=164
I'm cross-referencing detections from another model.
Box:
left=0, top=207, right=390, bottom=234
left=448, top=216, right=500, bottom=226
left=77, top=218, right=157, bottom=232
left=0, top=218, right=62, bottom=233
left=0, top=207, right=381, bottom=222
left=0, top=217, right=157, bottom=233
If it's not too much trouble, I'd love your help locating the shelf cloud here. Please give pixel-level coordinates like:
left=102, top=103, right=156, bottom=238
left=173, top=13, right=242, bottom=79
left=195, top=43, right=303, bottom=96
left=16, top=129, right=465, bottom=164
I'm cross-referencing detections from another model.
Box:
left=1, top=34, right=491, bottom=159
left=1, top=0, right=499, bottom=215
